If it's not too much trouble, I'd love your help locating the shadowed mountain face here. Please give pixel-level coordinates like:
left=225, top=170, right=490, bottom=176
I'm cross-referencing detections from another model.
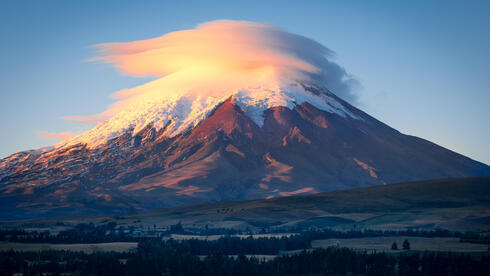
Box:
left=2, top=177, right=489, bottom=232
left=1, top=97, right=489, bottom=219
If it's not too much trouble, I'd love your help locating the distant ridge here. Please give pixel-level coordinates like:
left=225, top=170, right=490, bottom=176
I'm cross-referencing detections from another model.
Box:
left=3, top=177, right=489, bottom=232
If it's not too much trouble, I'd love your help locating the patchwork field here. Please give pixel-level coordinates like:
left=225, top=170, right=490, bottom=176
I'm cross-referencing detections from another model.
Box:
left=198, top=254, right=279, bottom=261
left=312, top=236, right=490, bottom=253
left=169, top=233, right=295, bottom=240
left=0, top=242, right=137, bottom=253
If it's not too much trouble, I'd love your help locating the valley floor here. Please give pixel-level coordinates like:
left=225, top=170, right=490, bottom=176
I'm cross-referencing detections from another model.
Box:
left=1, top=236, right=488, bottom=255
left=312, top=236, right=490, bottom=253
left=0, top=241, right=137, bottom=253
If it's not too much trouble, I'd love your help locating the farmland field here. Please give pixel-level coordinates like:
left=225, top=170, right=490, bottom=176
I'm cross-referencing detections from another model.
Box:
left=312, top=236, right=489, bottom=253
left=0, top=242, right=137, bottom=253
left=168, top=233, right=295, bottom=240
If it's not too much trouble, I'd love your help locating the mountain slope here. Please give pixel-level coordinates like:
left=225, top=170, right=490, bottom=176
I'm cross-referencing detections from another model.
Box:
left=1, top=84, right=489, bottom=219
left=120, top=176, right=490, bottom=231
left=4, top=177, right=489, bottom=232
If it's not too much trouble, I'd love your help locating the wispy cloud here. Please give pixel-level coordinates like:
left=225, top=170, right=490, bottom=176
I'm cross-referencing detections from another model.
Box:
left=37, top=131, right=75, bottom=140
left=62, top=114, right=109, bottom=124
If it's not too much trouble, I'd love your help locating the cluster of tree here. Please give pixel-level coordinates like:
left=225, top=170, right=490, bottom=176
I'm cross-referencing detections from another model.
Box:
left=0, top=225, right=479, bottom=246
left=364, top=228, right=458, bottom=238
left=189, top=225, right=243, bottom=235
left=144, top=236, right=311, bottom=255
left=265, top=229, right=456, bottom=248
left=0, top=242, right=488, bottom=276
left=459, top=231, right=490, bottom=244
left=391, top=239, right=411, bottom=250
left=0, top=223, right=140, bottom=244
left=271, top=227, right=460, bottom=238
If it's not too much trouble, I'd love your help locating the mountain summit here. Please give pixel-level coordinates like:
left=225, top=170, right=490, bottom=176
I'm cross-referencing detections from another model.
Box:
left=1, top=21, right=489, bottom=219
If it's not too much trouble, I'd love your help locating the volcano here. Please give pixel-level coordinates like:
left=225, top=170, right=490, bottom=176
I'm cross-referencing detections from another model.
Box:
left=1, top=83, right=488, bottom=219
left=1, top=21, right=489, bottom=219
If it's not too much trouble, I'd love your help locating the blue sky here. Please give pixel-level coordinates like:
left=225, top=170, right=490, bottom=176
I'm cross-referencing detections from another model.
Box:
left=0, top=0, right=489, bottom=164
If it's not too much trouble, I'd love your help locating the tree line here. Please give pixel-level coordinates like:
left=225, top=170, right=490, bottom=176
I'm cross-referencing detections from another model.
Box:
left=0, top=223, right=479, bottom=245
left=0, top=240, right=488, bottom=276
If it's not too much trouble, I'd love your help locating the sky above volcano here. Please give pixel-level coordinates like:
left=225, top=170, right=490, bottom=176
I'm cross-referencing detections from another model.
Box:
left=0, top=0, right=489, bottom=164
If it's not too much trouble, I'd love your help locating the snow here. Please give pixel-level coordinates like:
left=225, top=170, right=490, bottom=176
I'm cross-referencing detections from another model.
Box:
left=47, top=20, right=362, bottom=151
left=57, top=76, right=359, bottom=149
left=232, top=81, right=357, bottom=126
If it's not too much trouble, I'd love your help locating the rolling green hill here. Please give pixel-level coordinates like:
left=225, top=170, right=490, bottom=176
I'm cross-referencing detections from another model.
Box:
left=2, top=177, right=489, bottom=232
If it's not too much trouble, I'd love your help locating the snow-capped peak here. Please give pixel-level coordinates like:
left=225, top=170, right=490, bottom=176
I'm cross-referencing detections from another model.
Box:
left=57, top=21, right=361, bottom=149
left=59, top=69, right=357, bottom=149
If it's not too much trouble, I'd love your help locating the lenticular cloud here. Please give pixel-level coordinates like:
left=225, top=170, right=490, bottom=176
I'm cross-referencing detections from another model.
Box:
left=92, top=20, right=357, bottom=102
left=59, top=20, right=359, bottom=146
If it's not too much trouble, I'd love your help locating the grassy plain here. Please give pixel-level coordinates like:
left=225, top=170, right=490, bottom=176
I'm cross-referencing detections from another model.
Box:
left=312, top=236, right=489, bottom=253
left=0, top=242, right=137, bottom=253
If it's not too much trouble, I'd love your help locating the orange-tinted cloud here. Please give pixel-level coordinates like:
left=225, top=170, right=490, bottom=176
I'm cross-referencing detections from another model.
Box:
left=91, top=21, right=318, bottom=78
left=38, top=131, right=75, bottom=140
left=89, top=20, right=357, bottom=102
left=60, top=20, right=358, bottom=146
